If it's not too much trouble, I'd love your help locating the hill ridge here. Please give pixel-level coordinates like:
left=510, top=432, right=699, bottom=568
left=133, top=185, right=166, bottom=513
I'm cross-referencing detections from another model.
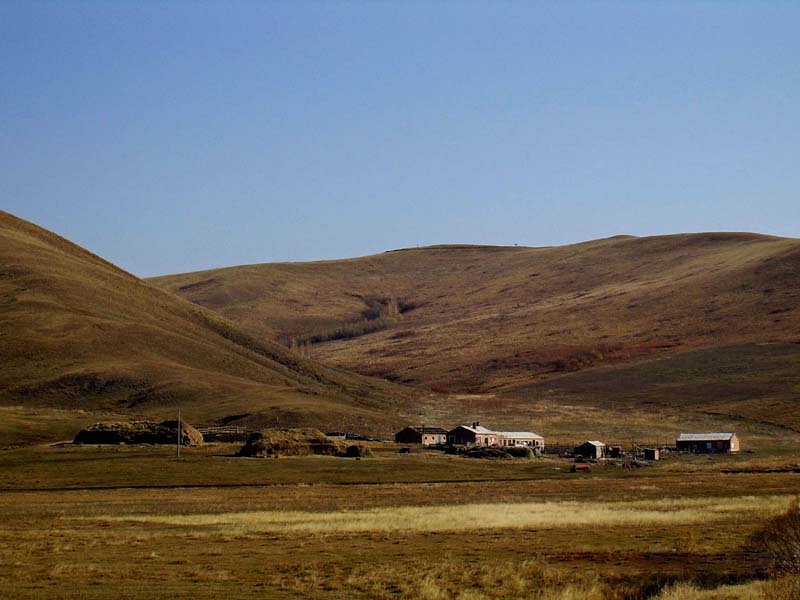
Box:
left=0, top=211, right=414, bottom=437
left=151, top=230, right=800, bottom=393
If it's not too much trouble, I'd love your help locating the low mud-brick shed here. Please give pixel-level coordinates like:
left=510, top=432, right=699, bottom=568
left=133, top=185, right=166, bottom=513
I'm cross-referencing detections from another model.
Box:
left=676, top=432, right=739, bottom=453
left=395, top=426, right=447, bottom=445
left=574, top=440, right=606, bottom=459
left=643, top=448, right=660, bottom=461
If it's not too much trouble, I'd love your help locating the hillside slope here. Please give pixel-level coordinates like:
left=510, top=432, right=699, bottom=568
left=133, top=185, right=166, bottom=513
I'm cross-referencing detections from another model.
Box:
left=152, top=233, right=800, bottom=392
left=0, top=211, right=413, bottom=437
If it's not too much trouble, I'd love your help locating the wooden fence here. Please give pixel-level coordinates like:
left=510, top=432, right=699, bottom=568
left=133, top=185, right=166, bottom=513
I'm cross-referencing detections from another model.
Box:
left=544, top=441, right=678, bottom=457
left=196, top=425, right=251, bottom=442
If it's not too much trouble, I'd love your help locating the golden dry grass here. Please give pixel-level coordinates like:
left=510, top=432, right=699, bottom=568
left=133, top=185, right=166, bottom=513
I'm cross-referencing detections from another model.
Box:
left=91, top=495, right=793, bottom=535
left=650, top=577, right=800, bottom=600
left=651, top=580, right=766, bottom=600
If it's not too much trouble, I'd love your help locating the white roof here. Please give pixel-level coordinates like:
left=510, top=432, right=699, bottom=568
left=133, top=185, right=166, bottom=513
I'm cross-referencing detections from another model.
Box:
left=677, top=432, right=735, bottom=442
left=582, top=440, right=605, bottom=447
left=460, top=425, right=496, bottom=434
left=497, top=431, right=544, bottom=439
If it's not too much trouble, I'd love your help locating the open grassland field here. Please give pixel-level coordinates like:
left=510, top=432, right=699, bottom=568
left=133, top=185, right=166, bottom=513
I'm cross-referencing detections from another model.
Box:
left=151, top=234, right=800, bottom=394
left=1, top=444, right=799, bottom=599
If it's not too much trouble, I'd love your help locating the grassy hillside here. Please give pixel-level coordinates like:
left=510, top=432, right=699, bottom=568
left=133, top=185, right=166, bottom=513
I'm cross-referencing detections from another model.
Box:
left=152, top=233, right=800, bottom=392
left=6, top=210, right=799, bottom=445
left=403, top=343, right=800, bottom=448
left=0, top=211, right=416, bottom=442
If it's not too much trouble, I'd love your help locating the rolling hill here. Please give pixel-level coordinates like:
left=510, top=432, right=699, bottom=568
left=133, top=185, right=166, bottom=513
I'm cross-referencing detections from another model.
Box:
left=4, top=209, right=799, bottom=446
left=0, top=211, right=416, bottom=441
left=151, top=233, right=800, bottom=393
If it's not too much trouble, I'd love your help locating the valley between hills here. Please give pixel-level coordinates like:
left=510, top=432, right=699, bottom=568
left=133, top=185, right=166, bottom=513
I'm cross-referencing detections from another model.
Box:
left=151, top=231, right=800, bottom=436
left=2, top=209, right=800, bottom=445
left=3, top=209, right=800, bottom=600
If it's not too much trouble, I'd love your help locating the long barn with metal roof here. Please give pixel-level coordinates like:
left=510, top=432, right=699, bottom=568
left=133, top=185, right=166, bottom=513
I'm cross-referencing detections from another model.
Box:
left=676, top=432, right=739, bottom=453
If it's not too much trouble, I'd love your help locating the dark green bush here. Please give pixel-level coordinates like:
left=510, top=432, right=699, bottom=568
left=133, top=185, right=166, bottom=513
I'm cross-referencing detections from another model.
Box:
left=750, top=498, right=800, bottom=576
left=506, top=446, right=535, bottom=459
left=346, top=444, right=373, bottom=458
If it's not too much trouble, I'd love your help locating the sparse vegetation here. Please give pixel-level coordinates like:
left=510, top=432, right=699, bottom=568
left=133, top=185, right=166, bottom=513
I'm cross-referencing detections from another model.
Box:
left=285, top=295, right=418, bottom=347
left=293, top=315, right=397, bottom=345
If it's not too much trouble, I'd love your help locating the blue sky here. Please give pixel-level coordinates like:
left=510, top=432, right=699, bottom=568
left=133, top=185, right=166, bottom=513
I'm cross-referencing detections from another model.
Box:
left=2, top=1, right=798, bottom=277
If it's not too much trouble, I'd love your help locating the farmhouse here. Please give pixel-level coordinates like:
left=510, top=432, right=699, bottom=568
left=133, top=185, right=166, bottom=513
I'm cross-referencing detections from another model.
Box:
left=446, top=423, right=545, bottom=448
left=575, top=440, right=606, bottom=459
left=448, top=423, right=499, bottom=446
left=395, top=426, right=448, bottom=445
left=676, top=432, right=739, bottom=453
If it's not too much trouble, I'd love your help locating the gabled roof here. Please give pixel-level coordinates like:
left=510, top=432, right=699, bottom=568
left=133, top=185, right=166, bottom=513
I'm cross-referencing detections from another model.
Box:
left=404, top=426, right=447, bottom=434
left=677, top=432, right=735, bottom=442
left=497, top=431, right=544, bottom=439
left=580, top=440, right=605, bottom=447
left=454, top=425, right=496, bottom=435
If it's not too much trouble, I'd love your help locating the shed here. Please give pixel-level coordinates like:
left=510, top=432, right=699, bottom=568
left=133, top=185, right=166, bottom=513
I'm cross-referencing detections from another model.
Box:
left=394, top=426, right=447, bottom=446
left=643, top=448, right=660, bottom=461
left=676, top=432, right=739, bottom=453
left=574, top=440, right=606, bottom=459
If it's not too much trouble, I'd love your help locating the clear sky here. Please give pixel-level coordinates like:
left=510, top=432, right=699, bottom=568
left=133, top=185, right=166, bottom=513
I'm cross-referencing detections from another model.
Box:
left=2, top=1, right=798, bottom=277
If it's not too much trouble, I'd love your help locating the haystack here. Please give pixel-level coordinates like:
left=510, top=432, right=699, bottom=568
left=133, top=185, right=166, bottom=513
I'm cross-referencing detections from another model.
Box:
left=237, top=428, right=369, bottom=458
left=74, top=420, right=203, bottom=446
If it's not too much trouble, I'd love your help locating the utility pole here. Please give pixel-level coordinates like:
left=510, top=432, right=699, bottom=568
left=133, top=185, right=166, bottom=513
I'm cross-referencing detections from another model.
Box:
left=177, top=408, right=181, bottom=459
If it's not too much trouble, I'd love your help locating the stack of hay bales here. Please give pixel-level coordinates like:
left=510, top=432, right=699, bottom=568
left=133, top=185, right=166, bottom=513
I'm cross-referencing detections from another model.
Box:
left=237, top=428, right=371, bottom=458
left=74, top=420, right=203, bottom=446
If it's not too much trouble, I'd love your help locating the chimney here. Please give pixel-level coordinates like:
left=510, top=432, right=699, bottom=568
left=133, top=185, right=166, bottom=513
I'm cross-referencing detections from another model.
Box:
left=476, top=421, right=480, bottom=427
